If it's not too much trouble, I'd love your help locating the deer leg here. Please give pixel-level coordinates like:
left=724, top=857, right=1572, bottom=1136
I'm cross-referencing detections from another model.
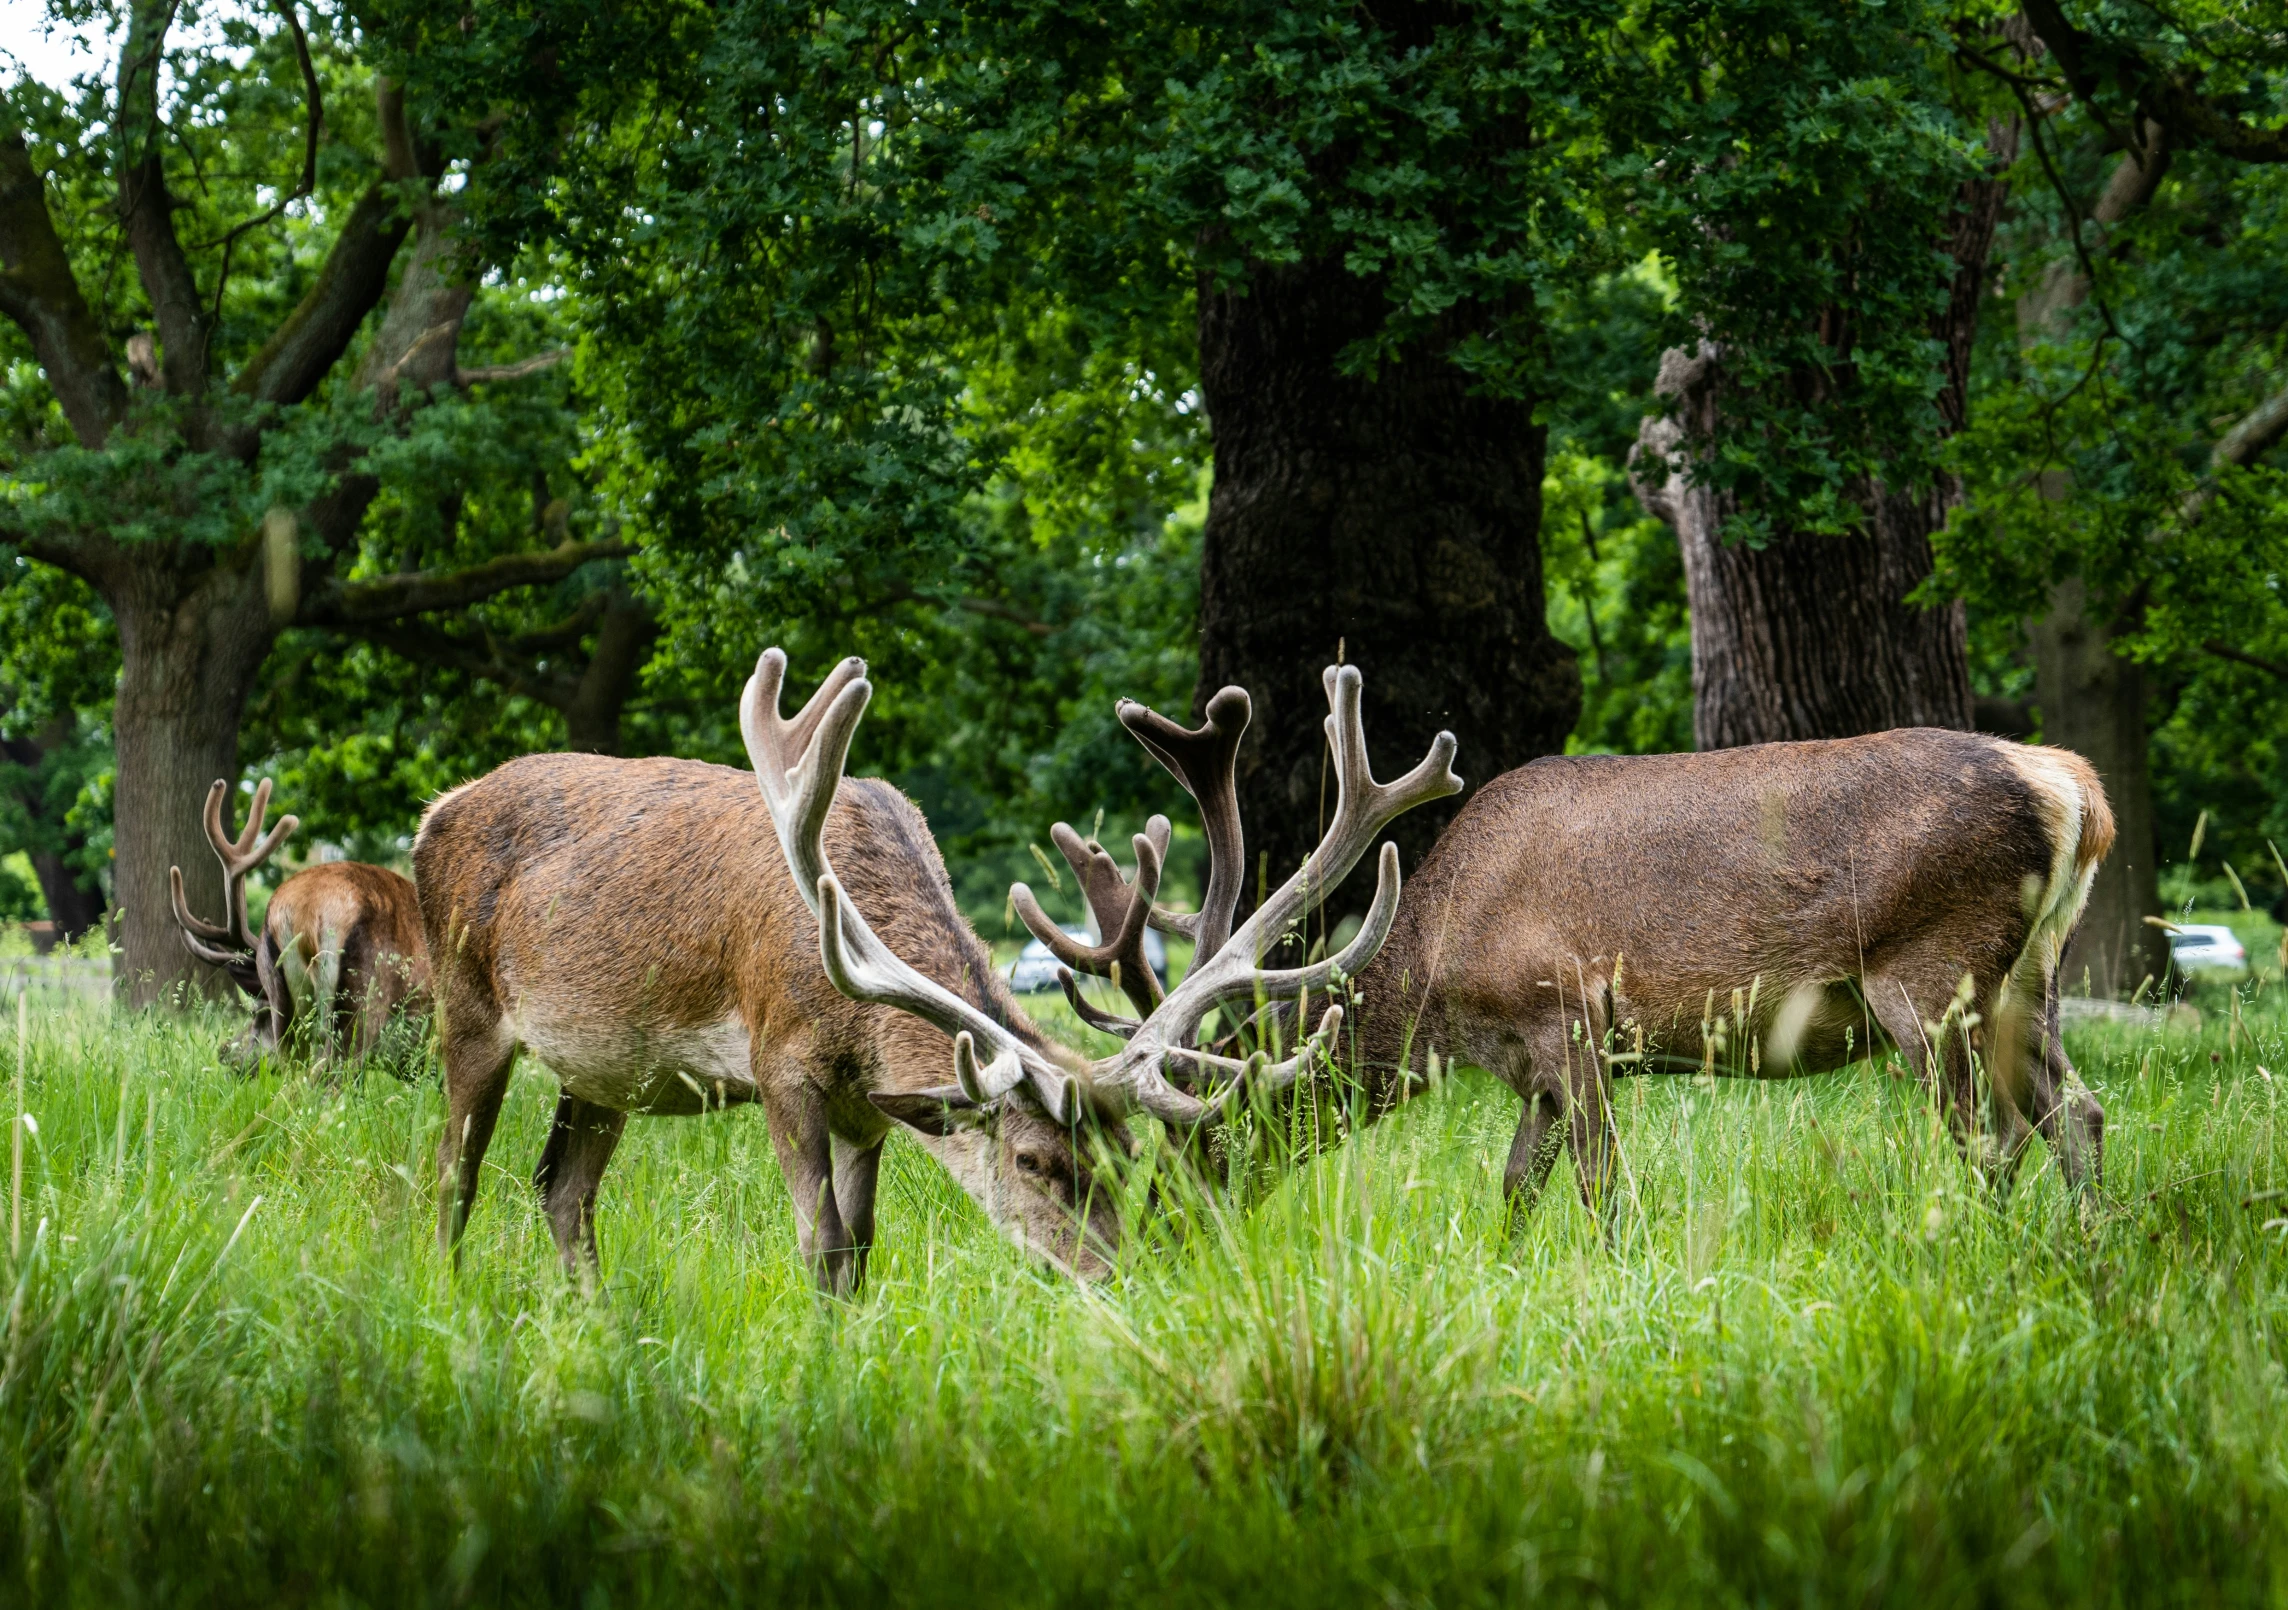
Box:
left=761, top=1088, right=857, bottom=1298
left=352, top=969, right=394, bottom=1063
left=830, top=1133, right=884, bottom=1291
left=532, top=1092, right=626, bottom=1281
left=2019, top=981, right=2102, bottom=1191
left=1503, top=1089, right=1565, bottom=1219
left=255, top=931, right=293, bottom=1060
left=1564, top=1059, right=1617, bottom=1221
left=436, top=1017, right=518, bottom=1259
left=1523, top=1020, right=1615, bottom=1227
left=308, top=935, right=346, bottom=1067
left=1866, top=967, right=2022, bottom=1188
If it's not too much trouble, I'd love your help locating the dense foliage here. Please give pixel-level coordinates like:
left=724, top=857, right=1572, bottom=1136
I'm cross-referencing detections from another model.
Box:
left=0, top=0, right=2281, bottom=920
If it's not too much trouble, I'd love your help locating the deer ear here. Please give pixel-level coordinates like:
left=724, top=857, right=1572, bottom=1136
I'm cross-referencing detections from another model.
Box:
left=870, top=1087, right=993, bottom=1137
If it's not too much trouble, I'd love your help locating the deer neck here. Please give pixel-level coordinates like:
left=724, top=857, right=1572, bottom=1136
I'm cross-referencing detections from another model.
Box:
left=1340, top=872, right=1459, bottom=1115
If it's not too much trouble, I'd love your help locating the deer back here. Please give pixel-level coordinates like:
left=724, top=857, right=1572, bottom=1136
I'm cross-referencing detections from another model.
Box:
left=412, top=753, right=1057, bottom=1104
left=265, top=861, right=430, bottom=1009
left=1355, top=727, right=2110, bottom=1076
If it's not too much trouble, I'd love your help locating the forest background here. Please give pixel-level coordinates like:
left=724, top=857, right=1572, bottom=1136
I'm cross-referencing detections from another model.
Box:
left=2, top=0, right=2285, bottom=1002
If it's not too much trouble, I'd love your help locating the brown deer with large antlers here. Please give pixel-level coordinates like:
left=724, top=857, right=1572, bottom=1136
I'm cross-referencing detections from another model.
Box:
left=972, top=699, right=2113, bottom=1219
left=412, top=648, right=1456, bottom=1292
left=170, top=780, right=429, bottom=1064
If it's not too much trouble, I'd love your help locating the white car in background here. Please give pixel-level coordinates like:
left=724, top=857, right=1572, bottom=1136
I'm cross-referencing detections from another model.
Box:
left=1006, top=924, right=1170, bottom=994
left=2168, top=923, right=2248, bottom=976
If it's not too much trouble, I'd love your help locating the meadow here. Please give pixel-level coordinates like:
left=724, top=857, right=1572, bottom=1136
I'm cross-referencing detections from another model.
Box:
left=1, top=938, right=2286, bottom=1607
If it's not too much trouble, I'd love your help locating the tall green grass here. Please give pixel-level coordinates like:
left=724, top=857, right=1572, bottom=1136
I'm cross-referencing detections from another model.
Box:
left=0, top=985, right=2285, bottom=1606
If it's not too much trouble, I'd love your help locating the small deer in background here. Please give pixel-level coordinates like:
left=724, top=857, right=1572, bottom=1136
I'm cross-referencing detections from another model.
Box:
left=170, top=780, right=429, bottom=1065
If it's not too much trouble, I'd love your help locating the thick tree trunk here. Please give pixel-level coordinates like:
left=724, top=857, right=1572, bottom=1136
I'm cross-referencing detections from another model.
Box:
left=2011, top=133, right=2174, bottom=998
left=1629, top=159, right=2010, bottom=751
left=1632, top=347, right=1974, bottom=748
left=109, top=563, right=275, bottom=1005
left=1194, top=258, right=1580, bottom=912
left=2032, top=580, right=2168, bottom=995
left=27, top=850, right=105, bottom=942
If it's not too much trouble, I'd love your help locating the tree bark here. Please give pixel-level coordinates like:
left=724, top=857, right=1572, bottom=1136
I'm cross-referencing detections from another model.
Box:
left=1633, top=345, right=1975, bottom=749
left=2019, top=130, right=2173, bottom=997
left=1629, top=154, right=2013, bottom=751
left=2031, top=580, right=2167, bottom=994
left=109, top=563, right=275, bottom=1005
left=563, top=590, right=655, bottom=755
left=1193, top=256, right=1580, bottom=913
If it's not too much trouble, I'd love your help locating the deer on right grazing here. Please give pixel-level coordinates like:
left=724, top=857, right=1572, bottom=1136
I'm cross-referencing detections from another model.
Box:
left=1037, top=710, right=2114, bottom=1216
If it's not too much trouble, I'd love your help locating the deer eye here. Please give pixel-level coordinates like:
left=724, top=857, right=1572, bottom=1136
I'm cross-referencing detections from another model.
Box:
left=1013, top=1150, right=1047, bottom=1178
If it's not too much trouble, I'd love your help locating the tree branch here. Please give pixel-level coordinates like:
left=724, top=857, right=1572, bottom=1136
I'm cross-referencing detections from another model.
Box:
left=2203, top=641, right=2288, bottom=681
left=376, top=77, right=423, bottom=183
left=199, top=1, right=323, bottom=328
left=116, top=1, right=211, bottom=395
left=298, top=538, right=632, bottom=626
left=2212, top=381, right=2288, bottom=472
left=503, top=593, right=607, bottom=654
left=232, top=184, right=412, bottom=407
left=2162, top=376, right=2288, bottom=535
left=457, top=349, right=569, bottom=386
left=952, top=595, right=1054, bottom=637
left=2020, top=0, right=2288, bottom=165
left=343, top=619, right=577, bottom=708
left=0, top=135, right=125, bottom=447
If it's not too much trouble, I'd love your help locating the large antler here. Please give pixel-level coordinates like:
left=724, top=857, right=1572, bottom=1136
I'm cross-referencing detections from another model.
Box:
left=1011, top=817, right=1170, bottom=1024
left=1088, top=663, right=1463, bottom=1120
left=744, top=646, right=1461, bottom=1130
left=1120, top=685, right=1249, bottom=968
left=168, top=779, right=298, bottom=982
left=740, top=649, right=1087, bottom=1124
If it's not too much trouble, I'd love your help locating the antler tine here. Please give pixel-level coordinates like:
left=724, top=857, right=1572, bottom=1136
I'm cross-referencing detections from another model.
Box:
left=1064, top=815, right=1172, bottom=945
left=1010, top=820, right=1167, bottom=1016
left=1118, top=686, right=1248, bottom=966
left=1193, top=842, right=1405, bottom=1016
left=818, top=872, right=1082, bottom=1121
left=182, top=778, right=294, bottom=958
left=170, top=871, right=250, bottom=971
left=1297, top=664, right=1461, bottom=916
left=1139, top=1003, right=1350, bottom=1124
left=1057, top=967, right=1142, bottom=1039
left=742, top=646, right=1085, bottom=1125
left=739, top=648, right=872, bottom=921
left=168, top=860, right=236, bottom=945
left=208, top=778, right=298, bottom=881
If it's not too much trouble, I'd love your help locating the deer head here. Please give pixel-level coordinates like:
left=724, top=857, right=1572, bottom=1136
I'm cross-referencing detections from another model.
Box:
left=741, top=648, right=1462, bottom=1138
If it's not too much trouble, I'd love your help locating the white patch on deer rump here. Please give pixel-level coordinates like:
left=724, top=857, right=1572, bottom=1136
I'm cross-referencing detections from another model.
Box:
left=508, top=1006, right=755, bottom=1114
left=1993, top=743, right=2100, bottom=994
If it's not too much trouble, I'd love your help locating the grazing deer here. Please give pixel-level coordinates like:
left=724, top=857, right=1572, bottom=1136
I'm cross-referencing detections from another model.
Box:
left=412, top=648, right=1453, bottom=1293
left=1101, top=724, right=2112, bottom=1213
left=170, top=780, right=429, bottom=1064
